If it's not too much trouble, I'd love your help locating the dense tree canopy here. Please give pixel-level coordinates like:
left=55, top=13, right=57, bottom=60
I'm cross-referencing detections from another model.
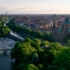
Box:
left=11, top=38, right=70, bottom=70
left=41, top=41, right=50, bottom=46
left=63, top=33, right=70, bottom=43
left=0, top=26, right=10, bottom=37
left=25, top=64, right=39, bottom=70
left=52, top=47, right=70, bottom=70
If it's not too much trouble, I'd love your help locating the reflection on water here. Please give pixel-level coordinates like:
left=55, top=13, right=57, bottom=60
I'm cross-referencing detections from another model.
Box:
left=0, top=38, right=16, bottom=70
left=0, top=51, right=14, bottom=70
left=0, top=51, right=3, bottom=54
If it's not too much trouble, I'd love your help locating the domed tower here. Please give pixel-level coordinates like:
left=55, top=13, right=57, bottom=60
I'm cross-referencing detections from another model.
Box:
left=63, top=17, right=70, bottom=30
left=57, top=17, right=70, bottom=41
left=60, top=17, right=70, bottom=35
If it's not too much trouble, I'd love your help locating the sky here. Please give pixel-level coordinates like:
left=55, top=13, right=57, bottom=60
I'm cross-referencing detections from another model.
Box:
left=0, top=0, right=70, bottom=14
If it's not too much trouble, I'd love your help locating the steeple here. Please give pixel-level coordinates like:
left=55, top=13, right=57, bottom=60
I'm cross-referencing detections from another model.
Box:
left=53, top=19, right=58, bottom=29
left=53, top=21, right=56, bottom=29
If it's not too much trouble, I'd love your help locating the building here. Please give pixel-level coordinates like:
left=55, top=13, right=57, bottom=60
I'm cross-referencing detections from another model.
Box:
left=52, top=18, right=70, bottom=41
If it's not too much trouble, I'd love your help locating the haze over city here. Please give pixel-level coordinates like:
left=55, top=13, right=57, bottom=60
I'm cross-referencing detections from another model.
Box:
left=0, top=0, right=70, bottom=14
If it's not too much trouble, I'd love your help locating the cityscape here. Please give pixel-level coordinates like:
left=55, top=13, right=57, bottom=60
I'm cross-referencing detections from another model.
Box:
left=0, top=0, right=70, bottom=70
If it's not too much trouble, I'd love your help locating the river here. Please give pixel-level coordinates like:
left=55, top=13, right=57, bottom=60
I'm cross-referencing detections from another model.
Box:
left=0, top=18, right=24, bottom=70
left=0, top=38, right=16, bottom=70
left=0, top=51, right=14, bottom=70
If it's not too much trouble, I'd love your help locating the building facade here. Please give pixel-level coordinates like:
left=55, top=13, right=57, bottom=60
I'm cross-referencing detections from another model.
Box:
left=52, top=18, right=70, bottom=41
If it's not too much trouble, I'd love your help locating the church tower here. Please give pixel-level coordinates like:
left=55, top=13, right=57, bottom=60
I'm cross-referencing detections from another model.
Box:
left=63, top=18, right=70, bottom=30
left=52, top=14, right=57, bottom=38
left=56, top=17, right=70, bottom=41
left=52, top=20, right=57, bottom=40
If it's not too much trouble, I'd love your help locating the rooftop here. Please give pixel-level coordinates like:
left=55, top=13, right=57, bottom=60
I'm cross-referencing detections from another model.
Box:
left=64, top=18, right=70, bottom=24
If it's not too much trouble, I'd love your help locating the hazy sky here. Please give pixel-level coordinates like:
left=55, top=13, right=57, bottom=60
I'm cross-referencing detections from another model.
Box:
left=0, top=0, right=70, bottom=14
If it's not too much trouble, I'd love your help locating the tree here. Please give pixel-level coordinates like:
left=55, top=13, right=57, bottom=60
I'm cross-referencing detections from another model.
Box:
left=25, top=64, right=39, bottom=70
left=10, top=42, right=24, bottom=63
left=47, top=65, right=66, bottom=70
left=32, top=52, right=39, bottom=64
left=37, top=48, right=45, bottom=63
left=43, top=42, right=62, bottom=65
left=52, top=47, right=70, bottom=70
left=63, top=33, right=70, bottom=43
left=43, top=32, right=55, bottom=42
left=32, top=38, right=41, bottom=49
left=37, top=64, right=44, bottom=70
left=25, top=38, right=41, bottom=49
left=41, top=41, right=50, bottom=46
left=24, top=38, right=34, bottom=45
left=47, top=65, right=57, bottom=70
left=0, top=24, right=10, bottom=37
left=16, top=63, right=25, bottom=70
left=11, top=41, right=35, bottom=64
left=67, top=40, right=70, bottom=47
left=50, top=42, right=62, bottom=51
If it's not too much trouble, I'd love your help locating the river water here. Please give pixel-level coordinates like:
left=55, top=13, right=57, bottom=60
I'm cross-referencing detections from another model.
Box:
left=0, top=51, right=14, bottom=70
left=0, top=19, right=23, bottom=70
left=0, top=37, right=16, bottom=70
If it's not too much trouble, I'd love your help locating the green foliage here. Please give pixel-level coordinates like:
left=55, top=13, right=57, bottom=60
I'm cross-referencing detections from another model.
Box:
left=0, top=20, right=10, bottom=37
left=32, top=52, right=39, bottom=64
left=9, top=17, right=15, bottom=24
left=42, top=32, right=55, bottom=42
left=10, top=42, right=24, bottom=63
left=50, top=42, right=62, bottom=51
left=24, top=38, right=35, bottom=47
left=41, top=41, right=50, bottom=46
left=25, top=64, right=39, bottom=70
left=47, top=65, right=57, bottom=70
left=7, top=20, right=55, bottom=42
left=63, top=34, right=70, bottom=43
left=25, top=38, right=41, bottom=49
left=37, top=64, right=44, bottom=70
left=0, top=16, right=7, bottom=25
left=45, top=50, right=55, bottom=64
left=37, top=48, right=46, bottom=63
left=33, top=38, right=41, bottom=49
left=53, top=47, right=70, bottom=70
left=11, top=41, right=36, bottom=64
left=11, top=38, right=70, bottom=70
left=31, top=30, right=42, bottom=39
left=67, top=40, right=70, bottom=47
left=16, top=63, right=25, bottom=70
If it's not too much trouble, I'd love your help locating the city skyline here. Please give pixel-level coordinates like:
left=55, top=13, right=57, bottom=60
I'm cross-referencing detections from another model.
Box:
left=0, top=0, right=70, bottom=14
